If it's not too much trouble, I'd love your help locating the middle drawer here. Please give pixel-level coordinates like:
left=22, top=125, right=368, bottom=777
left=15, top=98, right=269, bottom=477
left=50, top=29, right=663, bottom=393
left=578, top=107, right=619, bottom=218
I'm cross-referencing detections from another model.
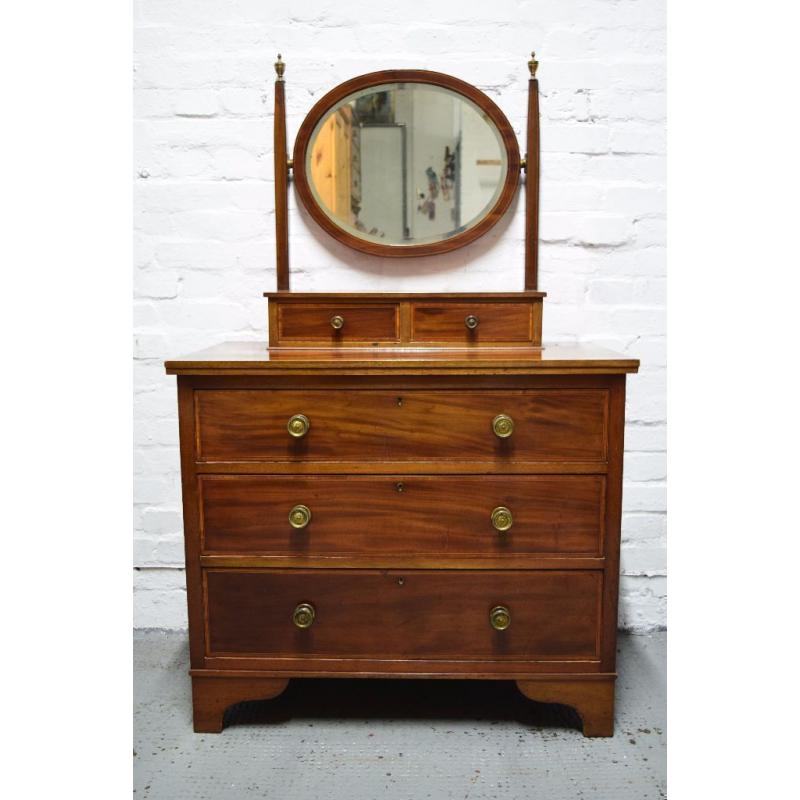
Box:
left=200, top=474, right=605, bottom=556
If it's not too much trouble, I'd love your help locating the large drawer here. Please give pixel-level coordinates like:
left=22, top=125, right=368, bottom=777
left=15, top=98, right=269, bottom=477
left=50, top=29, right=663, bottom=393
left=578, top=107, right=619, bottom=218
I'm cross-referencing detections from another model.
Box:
left=204, top=569, right=602, bottom=660
left=195, top=389, right=608, bottom=462
left=200, top=475, right=605, bottom=556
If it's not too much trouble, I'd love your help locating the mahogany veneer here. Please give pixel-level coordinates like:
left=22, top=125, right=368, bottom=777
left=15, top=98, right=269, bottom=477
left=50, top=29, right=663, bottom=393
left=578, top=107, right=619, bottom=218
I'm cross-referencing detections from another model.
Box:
left=266, top=292, right=544, bottom=348
left=204, top=569, right=602, bottom=659
left=195, top=387, right=607, bottom=462
left=276, top=303, right=400, bottom=344
left=167, top=341, right=638, bottom=736
left=199, top=474, right=606, bottom=556
left=165, top=55, right=639, bottom=739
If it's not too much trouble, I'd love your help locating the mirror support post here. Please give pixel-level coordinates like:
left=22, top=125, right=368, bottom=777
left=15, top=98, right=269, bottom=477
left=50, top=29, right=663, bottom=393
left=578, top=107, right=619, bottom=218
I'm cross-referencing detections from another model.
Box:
left=274, top=54, right=290, bottom=291
left=524, top=52, right=540, bottom=291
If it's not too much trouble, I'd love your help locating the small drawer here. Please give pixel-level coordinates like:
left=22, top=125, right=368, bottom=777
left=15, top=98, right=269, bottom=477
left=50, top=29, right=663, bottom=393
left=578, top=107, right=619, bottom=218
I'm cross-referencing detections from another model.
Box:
left=194, top=389, right=608, bottom=463
left=272, top=302, right=400, bottom=345
left=199, top=475, right=605, bottom=556
left=411, top=302, right=536, bottom=344
left=204, top=569, right=602, bottom=660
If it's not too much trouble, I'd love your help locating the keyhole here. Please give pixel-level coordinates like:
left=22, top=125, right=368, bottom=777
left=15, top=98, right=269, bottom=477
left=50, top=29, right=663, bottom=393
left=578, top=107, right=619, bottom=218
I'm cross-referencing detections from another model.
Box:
left=397, top=577, right=405, bottom=586
left=396, top=397, right=403, bottom=407
left=396, top=482, right=405, bottom=493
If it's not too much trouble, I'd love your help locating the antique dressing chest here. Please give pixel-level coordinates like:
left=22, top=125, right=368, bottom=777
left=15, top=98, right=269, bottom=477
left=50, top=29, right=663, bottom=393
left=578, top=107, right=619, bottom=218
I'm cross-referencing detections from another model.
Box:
left=166, top=54, right=639, bottom=737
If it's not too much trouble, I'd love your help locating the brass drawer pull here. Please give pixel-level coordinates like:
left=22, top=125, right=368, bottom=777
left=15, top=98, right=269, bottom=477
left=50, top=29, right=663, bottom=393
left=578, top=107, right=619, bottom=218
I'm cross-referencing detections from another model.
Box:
left=492, top=413, right=514, bottom=438
left=491, top=506, right=513, bottom=532
left=490, top=605, right=511, bottom=631
left=287, top=413, right=310, bottom=438
left=465, top=314, right=479, bottom=330
left=330, top=314, right=344, bottom=330
left=288, top=504, right=312, bottom=529
left=293, top=603, right=315, bottom=629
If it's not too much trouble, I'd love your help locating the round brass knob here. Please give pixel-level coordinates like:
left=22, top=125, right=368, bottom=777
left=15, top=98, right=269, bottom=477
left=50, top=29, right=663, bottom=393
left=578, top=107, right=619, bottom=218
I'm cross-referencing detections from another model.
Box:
left=492, top=414, right=514, bottom=438
left=330, top=315, right=344, bottom=330
left=491, top=506, right=513, bottom=532
left=287, top=413, right=310, bottom=438
left=288, top=504, right=311, bottom=529
left=293, top=602, right=315, bottom=629
left=490, top=605, right=511, bottom=631
left=465, top=314, right=480, bottom=330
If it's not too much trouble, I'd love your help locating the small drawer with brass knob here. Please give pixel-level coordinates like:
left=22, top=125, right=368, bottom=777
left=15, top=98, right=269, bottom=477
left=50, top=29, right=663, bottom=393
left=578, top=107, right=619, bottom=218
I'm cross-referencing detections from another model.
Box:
left=288, top=504, right=311, bottom=529
left=292, top=602, right=315, bottom=629
left=287, top=413, right=310, bottom=439
left=270, top=301, right=400, bottom=345
left=409, top=301, right=537, bottom=344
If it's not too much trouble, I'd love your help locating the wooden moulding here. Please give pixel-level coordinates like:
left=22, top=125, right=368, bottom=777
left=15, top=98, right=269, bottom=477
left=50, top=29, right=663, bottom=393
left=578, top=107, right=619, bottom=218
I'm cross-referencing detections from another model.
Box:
left=189, top=672, right=615, bottom=736
left=265, top=292, right=545, bottom=348
left=165, top=347, right=640, bottom=377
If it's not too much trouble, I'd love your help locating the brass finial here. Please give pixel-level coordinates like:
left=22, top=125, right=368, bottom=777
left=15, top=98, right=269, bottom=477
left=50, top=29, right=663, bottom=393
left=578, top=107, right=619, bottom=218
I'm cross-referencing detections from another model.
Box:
left=527, top=51, right=539, bottom=78
left=274, top=53, right=285, bottom=81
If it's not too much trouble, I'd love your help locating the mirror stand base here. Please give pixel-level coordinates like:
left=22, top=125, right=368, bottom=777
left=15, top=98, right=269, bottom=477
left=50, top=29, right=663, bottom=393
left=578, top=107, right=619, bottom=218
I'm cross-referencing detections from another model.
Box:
left=264, top=291, right=545, bottom=349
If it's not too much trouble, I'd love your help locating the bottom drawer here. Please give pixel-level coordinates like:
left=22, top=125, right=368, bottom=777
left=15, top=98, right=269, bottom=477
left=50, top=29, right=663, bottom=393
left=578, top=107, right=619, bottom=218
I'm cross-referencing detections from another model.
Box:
left=205, top=569, right=602, bottom=661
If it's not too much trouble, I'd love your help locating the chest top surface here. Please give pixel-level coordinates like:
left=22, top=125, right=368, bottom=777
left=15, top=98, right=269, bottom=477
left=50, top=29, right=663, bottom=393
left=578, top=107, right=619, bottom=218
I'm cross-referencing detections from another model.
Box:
left=165, top=341, right=639, bottom=375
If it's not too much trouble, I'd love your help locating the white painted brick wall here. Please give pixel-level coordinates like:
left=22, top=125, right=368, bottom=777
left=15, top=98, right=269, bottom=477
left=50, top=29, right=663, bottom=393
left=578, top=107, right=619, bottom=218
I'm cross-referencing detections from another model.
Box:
left=133, top=0, right=666, bottom=631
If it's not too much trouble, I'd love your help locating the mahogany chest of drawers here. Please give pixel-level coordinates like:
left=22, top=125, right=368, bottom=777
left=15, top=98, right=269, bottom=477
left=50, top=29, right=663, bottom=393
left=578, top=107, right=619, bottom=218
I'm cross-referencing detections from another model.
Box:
left=165, top=56, right=640, bottom=738
left=166, top=337, right=638, bottom=736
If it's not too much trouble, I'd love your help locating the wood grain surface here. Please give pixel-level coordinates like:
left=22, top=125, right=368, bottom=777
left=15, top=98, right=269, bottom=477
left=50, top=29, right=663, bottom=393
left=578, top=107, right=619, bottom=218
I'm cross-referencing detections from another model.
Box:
left=165, top=341, right=639, bottom=375
left=199, top=474, right=605, bottom=556
left=276, top=303, right=400, bottom=343
left=410, top=302, right=534, bottom=344
left=195, top=388, right=608, bottom=462
left=204, top=568, right=602, bottom=660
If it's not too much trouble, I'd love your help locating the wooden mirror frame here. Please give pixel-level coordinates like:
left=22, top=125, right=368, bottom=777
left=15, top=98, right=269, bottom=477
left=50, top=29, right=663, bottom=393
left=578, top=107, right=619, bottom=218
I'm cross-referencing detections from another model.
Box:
left=274, top=55, right=540, bottom=291
left=291, top=69, right=521, bottom=259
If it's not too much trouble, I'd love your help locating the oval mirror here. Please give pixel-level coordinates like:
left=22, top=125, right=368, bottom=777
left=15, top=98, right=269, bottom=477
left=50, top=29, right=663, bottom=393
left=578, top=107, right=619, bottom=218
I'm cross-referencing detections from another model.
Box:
left=293, top=70, right=520, bottom=258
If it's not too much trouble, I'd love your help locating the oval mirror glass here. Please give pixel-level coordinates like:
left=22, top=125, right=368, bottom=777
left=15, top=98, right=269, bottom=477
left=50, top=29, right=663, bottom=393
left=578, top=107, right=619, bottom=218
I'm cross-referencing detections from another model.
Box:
left=299, top=79, right=516, bottom=254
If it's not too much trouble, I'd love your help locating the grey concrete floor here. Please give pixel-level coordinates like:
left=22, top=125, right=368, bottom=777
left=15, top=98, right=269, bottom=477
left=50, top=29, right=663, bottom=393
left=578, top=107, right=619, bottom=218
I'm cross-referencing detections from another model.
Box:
left=134, top=630, right=665, bottom=799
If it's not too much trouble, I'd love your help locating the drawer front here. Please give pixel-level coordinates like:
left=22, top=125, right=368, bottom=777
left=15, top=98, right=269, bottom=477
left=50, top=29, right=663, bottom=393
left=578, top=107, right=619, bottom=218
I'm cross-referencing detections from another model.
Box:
left=195, top=389, right=608, bottom=462
left=275, top=303, right=400, bottom=344
left=205, top=569, right=601, bottom=659
left=411, top=302, right=534, bottom=343
left=200, top=475, right=605, bottom=556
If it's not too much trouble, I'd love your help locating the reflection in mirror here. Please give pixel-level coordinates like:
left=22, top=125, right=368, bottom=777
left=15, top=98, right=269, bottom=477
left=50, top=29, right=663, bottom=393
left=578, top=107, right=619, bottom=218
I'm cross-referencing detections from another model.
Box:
left=306, top=83, right=509, bottom=248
